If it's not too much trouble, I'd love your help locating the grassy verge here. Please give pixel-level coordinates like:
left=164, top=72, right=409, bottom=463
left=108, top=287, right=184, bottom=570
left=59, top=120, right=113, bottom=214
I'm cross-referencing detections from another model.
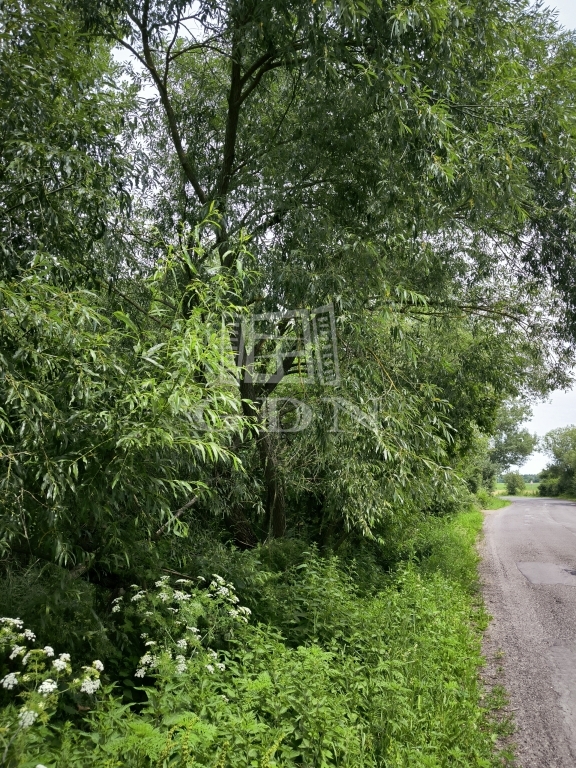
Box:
left=1, top=511, right=513, bottom=767
left=483, top=496, right=511, bottom=510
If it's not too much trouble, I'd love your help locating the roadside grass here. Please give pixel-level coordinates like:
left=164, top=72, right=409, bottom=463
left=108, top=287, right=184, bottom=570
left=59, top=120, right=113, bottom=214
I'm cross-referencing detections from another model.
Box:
left=483, top=496, right=511, bottom=510
left=1, top=508, right=516, bottom=767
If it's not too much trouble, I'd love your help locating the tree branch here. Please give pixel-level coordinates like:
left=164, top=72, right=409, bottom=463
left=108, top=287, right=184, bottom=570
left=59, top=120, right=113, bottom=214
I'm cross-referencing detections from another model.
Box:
left=154, top=496, right=199, bottom=539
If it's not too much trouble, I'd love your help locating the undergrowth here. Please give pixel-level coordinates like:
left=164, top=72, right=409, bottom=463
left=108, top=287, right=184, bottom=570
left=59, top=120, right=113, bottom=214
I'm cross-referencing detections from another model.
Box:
left=0, top=510, right=511, bottom=767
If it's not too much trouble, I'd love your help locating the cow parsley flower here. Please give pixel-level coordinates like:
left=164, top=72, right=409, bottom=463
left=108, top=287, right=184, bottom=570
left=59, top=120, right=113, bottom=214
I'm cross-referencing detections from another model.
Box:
left=135, top=668, right=146, bottom=678
left=175, top=655, right=187, bottom=674
left=205, top=664, right=214, bottom=673
left=158, top=592, right=169, bottom=602
left=43, top=646, right=54, bottom=657
left=1, top=617, right=23, bottom=628
left=131, top=591, right=146, bottom=602
left=1, top=672, right=18, bottom=690
left=9, top=645, right=26, bottom=660
left=176, top=638, right=187, bottom=649
left=23, top=629, right=36, bottom=641
left=216, top=662, right=225, bottom=671
left=38, top=679, right=58, bottom=696
left=18, top=709, right=38, bottom=728
left=92, top=660, right=104, bottom=672
left=173, top=590, right=190, bottom=602
left=80, top=678, right=100, bottom=694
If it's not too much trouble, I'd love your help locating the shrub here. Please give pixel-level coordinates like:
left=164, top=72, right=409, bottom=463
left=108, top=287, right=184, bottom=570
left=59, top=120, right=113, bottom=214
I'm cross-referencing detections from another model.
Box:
left=504, top=472, right=525, bottom=495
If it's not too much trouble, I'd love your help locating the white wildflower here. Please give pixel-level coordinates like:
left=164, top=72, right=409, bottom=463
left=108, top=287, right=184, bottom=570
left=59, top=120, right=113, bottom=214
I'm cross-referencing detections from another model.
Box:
left=216, top=586, right=230, bottom=597
left=38, top=679, right=58, bottom=696
left=80, top=678, right=100, bottom=694
left=139, top=653, right=156, bottom=667
left=18, top=709, right=38, bottom=728
left=167, top=607, right=178, bottom=613
left=140, top=633, right=148, bottom=639
left=144, top=640, right=156, bottom=646
left=135, top=668, right=146, bottom=678
left=36, top=764, right=48, bottom=768
left=111, top=604, right=121, bottom=613
left=22, top=652, right=30, bottom=665
left=208, top=649, right=218, bottom=659
left=59, top=653, right=71, bottom=662
left=131, top=591, right=146, bottom=602
left=1, top=617, right=23, bottom=628
left=52, top=659, right=67, bottom=672
left=23, top=629, right=36, bottom=641
left=1, top=672, right=18, bottom=690
left=175, top=655, right=187, bottom=674
left=173, top=590, right=190, bottom=602
left=9, top=645, right=26, bottom=660
left=229, top=609, right=239, bottom=618
left=196, top=576, right=206, bottom=582
left=175, top=578, right=192, bottom=585
left=212, top=574, right=225, bottom=585
left=216, top=663, right=225, bottom=671
left=186, top=626, right=200, bottom=635
left=221, top=694, right=229, bottom=702
left=238, top=606, right=251, bottom=615
left=92, top=660, right=104, bottom=672
left=205, top=664, right=214, bottom=673
left=43, top=646, right=54, bottom=657
left=112, top=596, right=123, bottom=604
left=176, top=638, right=187, bottom=649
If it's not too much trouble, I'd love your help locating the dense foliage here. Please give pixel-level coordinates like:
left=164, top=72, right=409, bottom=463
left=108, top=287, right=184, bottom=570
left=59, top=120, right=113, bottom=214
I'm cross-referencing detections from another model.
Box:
left=1, top=0, right=576, bottom=763
left=538, top=425, right=576, bottom=496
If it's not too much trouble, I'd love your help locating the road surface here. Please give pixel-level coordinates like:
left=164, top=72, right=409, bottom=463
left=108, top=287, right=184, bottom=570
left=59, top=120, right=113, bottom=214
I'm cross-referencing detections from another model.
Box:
left=481, top=496, right=576, bottom=767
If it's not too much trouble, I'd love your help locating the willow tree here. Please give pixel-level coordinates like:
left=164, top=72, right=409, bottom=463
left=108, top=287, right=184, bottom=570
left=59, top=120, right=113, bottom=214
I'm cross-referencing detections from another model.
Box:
left=71, top=0, right=576, bottom=540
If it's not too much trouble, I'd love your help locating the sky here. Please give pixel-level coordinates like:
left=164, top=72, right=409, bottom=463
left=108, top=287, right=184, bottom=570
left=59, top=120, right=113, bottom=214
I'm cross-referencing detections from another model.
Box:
left=548, top=0, right=576, bottom=30
left=516, top=3, right=576, bottom=474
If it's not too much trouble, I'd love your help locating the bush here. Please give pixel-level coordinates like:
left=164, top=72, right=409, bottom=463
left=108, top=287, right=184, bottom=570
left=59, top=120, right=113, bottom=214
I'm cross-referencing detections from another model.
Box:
left=538, top=477, right=560, bottom=496
left=504, top=472, right=525, bottom=495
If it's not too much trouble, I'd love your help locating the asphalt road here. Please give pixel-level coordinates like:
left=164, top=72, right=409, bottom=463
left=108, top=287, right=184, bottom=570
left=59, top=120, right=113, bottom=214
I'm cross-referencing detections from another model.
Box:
left=481, top=497, right=576, bottom=767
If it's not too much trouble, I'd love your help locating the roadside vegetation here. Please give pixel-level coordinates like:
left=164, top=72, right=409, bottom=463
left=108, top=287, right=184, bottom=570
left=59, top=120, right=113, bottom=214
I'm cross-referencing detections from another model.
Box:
left=2, top=0, right=576, bottom=764
left=0, top=508, right=514, bottom=767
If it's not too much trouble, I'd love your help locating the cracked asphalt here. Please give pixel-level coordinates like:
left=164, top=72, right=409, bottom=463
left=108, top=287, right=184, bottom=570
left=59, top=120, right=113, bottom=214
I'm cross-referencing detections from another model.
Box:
left=481, top=496, right=576, bottom=767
